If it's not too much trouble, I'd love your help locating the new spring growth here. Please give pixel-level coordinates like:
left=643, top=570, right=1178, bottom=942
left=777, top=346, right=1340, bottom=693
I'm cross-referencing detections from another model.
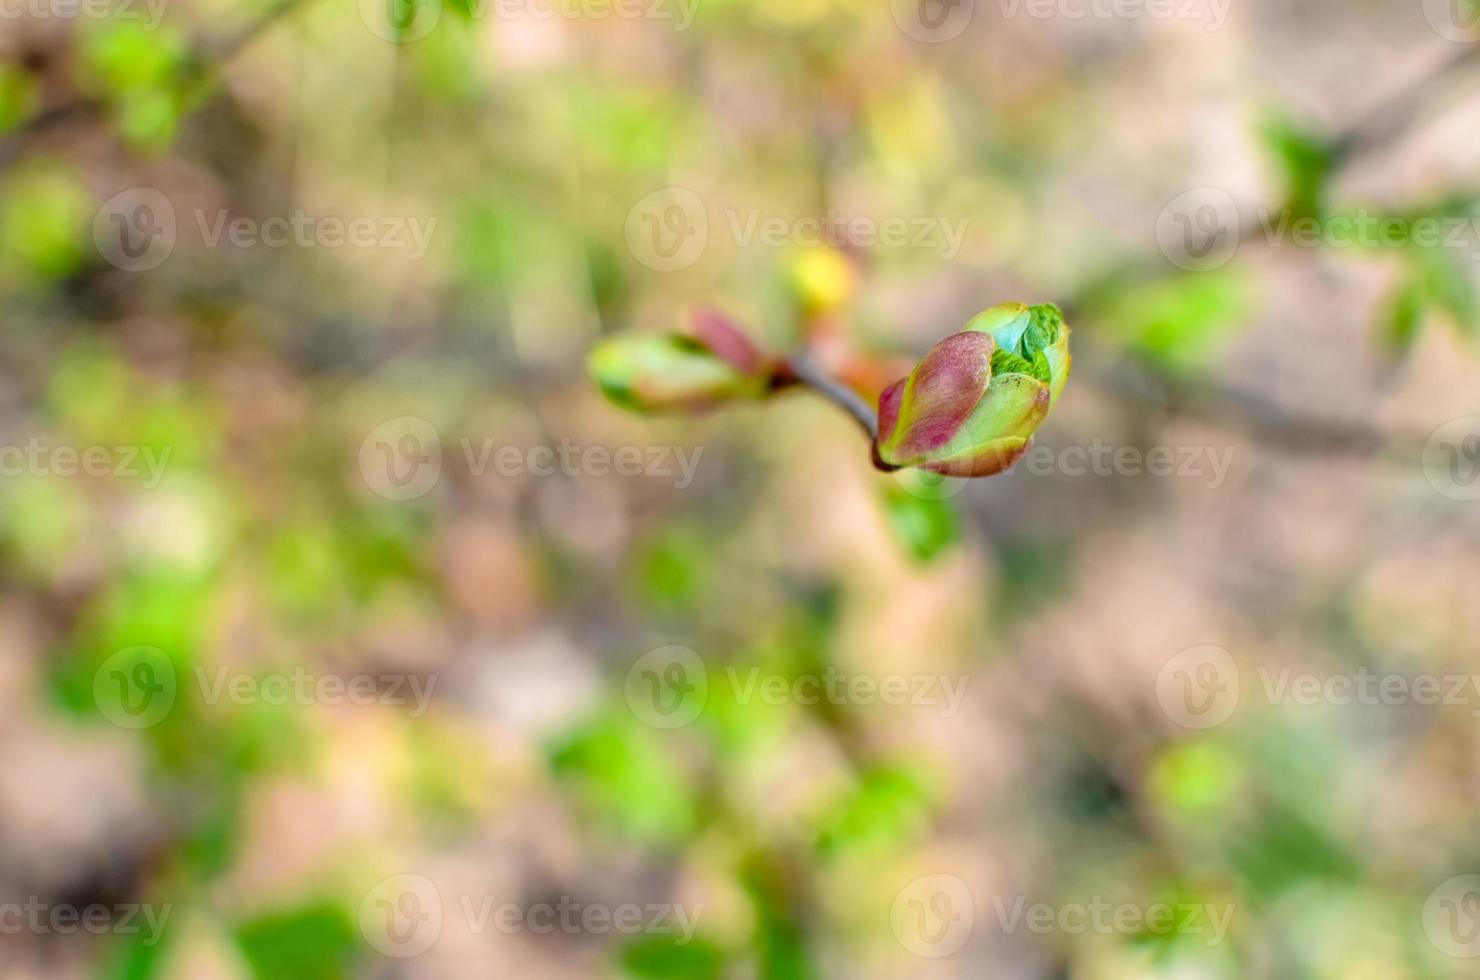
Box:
left=586, top=302, right=1071, bottom=480
left=872, top=303, right=1071, bottom=477
left=587, top=308, right=777, bottom=413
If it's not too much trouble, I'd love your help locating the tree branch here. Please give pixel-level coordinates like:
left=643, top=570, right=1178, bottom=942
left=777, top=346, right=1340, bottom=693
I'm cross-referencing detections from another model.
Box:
left=784, top=351, right=879, bottom=441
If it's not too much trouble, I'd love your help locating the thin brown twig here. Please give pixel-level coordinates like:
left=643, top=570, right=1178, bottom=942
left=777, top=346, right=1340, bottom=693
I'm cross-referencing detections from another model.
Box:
left=784, top=350, right=879, bottom=441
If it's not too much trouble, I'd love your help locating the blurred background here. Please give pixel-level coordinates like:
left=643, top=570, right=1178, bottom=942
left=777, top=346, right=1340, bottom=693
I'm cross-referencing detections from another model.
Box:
left=2, top=0, right=1480, bottom=976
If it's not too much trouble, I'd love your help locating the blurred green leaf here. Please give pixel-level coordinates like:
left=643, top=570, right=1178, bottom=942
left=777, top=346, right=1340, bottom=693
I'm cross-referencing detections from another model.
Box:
left=1377, top=275, right=1427, bottom=362
left=548, top=709, right=697, bottom=844
left=235, top=903, right=358, bottom=980
left=1410, top=242, right=1478, bottom=337
left=1094, top=269, right=1252, bottom=374
left=0, top=166, right=90, bottom=281
left=0, top=64, right=38, bottom=134
left=620, top=934, right=726, bottom=980
left=880, top=486, right=960, bottom=563
left=1263, top=116, right=1336, bottom=219
left=814, top=763, right=932, bottom=859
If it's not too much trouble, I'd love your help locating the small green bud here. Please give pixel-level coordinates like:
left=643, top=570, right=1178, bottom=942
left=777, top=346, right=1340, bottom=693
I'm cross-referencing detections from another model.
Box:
left=588, top=334, right=764, bottom=414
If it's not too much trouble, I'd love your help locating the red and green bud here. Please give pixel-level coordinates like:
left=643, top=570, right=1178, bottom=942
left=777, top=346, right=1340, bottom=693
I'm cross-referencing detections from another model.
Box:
left=872, top=303, right=1070, bottom=477
left=587, top=308, right=772, bottom=414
